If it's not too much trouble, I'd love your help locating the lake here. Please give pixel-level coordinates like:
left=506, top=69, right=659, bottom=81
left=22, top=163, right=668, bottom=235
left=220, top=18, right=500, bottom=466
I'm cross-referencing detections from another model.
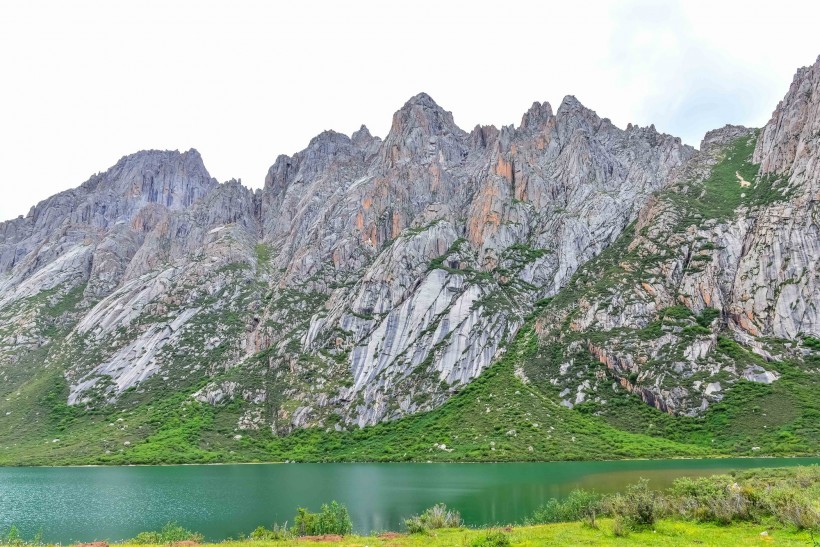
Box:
left=0, top=457, right=817, bottom=543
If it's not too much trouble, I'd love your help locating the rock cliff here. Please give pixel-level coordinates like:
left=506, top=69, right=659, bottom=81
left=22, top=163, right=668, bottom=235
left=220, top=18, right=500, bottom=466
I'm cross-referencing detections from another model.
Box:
left=530, top=56, right=820, bottom=417
left=1, top=56, right=818, bottom=443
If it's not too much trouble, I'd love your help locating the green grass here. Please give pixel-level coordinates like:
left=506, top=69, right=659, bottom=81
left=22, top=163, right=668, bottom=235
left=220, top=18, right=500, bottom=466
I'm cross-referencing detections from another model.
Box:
left=5, top=521, right=802, bottom=546
left=151, top=521, right=810, bottom=546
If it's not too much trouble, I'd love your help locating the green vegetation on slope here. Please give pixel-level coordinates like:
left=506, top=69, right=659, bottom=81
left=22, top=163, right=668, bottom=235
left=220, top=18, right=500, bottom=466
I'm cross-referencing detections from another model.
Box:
left=0, top=313, right=712, bottom=465
left=0, top=275, right=817, bottom=465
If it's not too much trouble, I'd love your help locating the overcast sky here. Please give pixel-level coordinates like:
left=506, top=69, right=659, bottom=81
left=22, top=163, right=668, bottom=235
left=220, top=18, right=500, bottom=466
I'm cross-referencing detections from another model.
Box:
left=1, top=0, right=819, bottom=221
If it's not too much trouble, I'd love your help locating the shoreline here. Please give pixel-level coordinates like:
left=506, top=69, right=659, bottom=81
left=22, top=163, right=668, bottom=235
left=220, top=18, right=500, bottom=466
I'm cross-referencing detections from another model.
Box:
left=4, top=453, right=819, bottom=469
left=5, top=466, right=817, bottom=544
left=20, top=519, right=820, bottom=546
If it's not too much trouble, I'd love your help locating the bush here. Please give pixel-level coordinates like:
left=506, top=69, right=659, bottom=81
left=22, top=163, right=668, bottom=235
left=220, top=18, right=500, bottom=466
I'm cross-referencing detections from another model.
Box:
left=131, top=522, right=203, bottom=544
left=762, top=487, right=820, bottom=530
left=611, top=516, right=630, bottom=537
left=2, top=527, right=22, bottom=547
left=696, top=307, right=721, bottom=328
left=668, top=475, right=751, bottom=524
left=0, top=526, right=43, bottom=547
left=604, top=478, right=660, bottom=530
left=292, top=501, right=353, bottom=536
left=666, top=469, right=820, bottom=530
left=248, top=523, right=292, bottom=540
left=469, top=530, right=511, bottom=547
left=404, top=504, right=463, bottom=533
left=803, top=336, right=820, bottom=350
left=526, top=489, right=601, bottom=525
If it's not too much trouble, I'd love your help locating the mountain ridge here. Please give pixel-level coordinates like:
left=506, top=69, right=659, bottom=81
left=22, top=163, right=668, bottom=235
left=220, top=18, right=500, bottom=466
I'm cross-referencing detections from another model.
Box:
left=0, top=56, right=818, bottom=464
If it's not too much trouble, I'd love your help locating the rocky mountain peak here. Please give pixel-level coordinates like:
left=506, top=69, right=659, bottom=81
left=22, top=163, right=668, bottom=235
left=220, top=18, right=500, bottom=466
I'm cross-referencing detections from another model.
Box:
left=754, top=55, right=820, bottom=179
left=556, top=94, right=587, bottom=115
left=519, top=100, right=554, bottom=132
left=377, top=93, right=468, bottom=168
left=403, top=91, right=444, bottom=110
left=553, top=95, right=612, bottom=142
left=79, top=148, right=215, bottom=210
left=469, top=124, right=500, bottom=149
left=699, top=124, right=752, bottom=153
left=351, top=124, right=378, bottom=147
left=388, top=92, right=463, bottom=138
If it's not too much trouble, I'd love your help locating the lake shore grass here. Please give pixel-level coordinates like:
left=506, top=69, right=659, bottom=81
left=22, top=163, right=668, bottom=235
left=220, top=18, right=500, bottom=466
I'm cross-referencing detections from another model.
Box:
left=97, top=521, right=817, bottom=547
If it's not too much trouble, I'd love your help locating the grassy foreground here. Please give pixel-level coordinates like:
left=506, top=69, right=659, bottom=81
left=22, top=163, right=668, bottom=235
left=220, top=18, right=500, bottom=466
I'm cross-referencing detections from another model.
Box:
left=113, top=522, right=816, bottom=546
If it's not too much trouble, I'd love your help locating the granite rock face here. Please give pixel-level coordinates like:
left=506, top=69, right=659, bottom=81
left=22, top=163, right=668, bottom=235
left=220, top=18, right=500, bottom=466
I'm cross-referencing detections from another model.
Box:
left=1, top=56, right=819, bottom=433
left=533, top=56, right=820, bottom=417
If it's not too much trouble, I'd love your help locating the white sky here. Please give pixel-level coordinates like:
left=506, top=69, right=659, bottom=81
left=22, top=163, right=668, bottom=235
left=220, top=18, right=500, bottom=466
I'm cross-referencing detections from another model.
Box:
left=1, top=0, right=819, bottom=221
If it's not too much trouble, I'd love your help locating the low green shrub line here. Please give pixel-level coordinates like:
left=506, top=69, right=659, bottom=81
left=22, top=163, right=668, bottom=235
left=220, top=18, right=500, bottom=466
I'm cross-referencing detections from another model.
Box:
left=524, top=466, right=820, bottom=536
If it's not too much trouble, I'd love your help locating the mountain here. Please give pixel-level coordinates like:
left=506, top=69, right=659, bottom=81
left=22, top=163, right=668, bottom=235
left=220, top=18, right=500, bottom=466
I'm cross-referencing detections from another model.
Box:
left=0, top=57, right=818, bottom=464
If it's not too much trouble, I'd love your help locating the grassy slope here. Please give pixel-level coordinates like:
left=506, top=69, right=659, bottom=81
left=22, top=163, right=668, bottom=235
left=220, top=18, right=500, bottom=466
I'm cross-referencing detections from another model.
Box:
left=4, top=317, right=813, bottom=465
left=0, top=318, right=710, bottom=465
left=0, top=135, right=818, bottom=465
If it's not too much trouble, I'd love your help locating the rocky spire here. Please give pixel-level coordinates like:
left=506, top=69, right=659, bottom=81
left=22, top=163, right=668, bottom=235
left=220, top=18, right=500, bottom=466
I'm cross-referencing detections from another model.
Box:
left=519, top=100, right=554, bottom=132
left=377, top=93, right=469, bottom=168
left=754, top=54, right=820, bottom=178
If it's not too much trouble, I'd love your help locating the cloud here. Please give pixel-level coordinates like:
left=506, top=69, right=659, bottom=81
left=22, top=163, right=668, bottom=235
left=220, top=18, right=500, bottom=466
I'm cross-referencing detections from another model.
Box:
left=0, top=0, right=819, bottom=221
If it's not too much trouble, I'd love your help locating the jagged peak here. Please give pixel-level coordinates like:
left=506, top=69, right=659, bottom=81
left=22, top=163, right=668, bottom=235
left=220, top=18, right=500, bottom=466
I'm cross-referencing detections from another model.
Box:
left=519, top=100, right=554, bottom=131
left=307, top=129, right=350, bottom=148
left=112, top=147, right=203, bottom=167
left=754, top=53, right=820, bottom=176
left=352, top=124, right=378, bottom=147
left=375, top=92, right=468, bottom=168
left=80, top=148, right=210, bottom=193
left=117, top=148, right=206, bottom=174
left=469, top=124, right=499, bottom=149
left=402, top=91, right=441, bottom=110
left=388, top=92, right=463, bottom=137
left=557, top=95, right=585, bottom=113
left=555, top=95, right=611, bottom=128
left=700, top=124, right=752, bottom=151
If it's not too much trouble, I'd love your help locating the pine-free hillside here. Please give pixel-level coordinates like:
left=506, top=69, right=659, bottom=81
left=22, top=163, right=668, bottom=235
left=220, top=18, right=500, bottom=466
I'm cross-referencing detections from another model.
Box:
left=0, top=56, right=819, bottom=465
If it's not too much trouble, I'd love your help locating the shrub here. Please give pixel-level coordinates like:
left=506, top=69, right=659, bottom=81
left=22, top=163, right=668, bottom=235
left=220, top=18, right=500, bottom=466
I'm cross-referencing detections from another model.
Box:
left=666, top=469, right=820, bottom=530
left=249, top=523, right=292, bottom=540
left=131, top=522, right=203, bottom=544
left=611, top=516, right=630, bottom=537
left=696, top=307, right=721, bottom=328
left=403, top=516, right=427, bottom=534
left=803, top=336, right=820, bottom=350
left=762, top=487, right=820, bottom=530
left=2, top=526, right=23, bottom=547
left=668, top=476, right=751, bottom=524
left=0, top=526, right=43, bottom=546
left=470, top=530, right=511, bottom=547
left=605, top=478, right=660, bottom=530
left=292, top=501, right=353, bottom=536
left=526, top=489, right=601, bottom=524
left=404, top=504, right=463, bottom=533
